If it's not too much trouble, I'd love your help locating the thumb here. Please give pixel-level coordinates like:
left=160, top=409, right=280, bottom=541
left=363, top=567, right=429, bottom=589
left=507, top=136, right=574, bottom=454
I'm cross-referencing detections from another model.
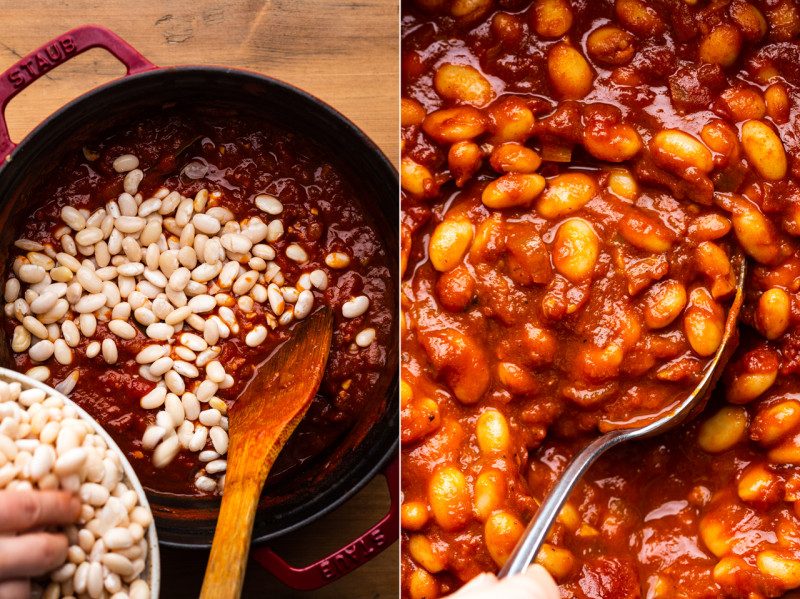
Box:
left=523, top=565, right=560, bottom=599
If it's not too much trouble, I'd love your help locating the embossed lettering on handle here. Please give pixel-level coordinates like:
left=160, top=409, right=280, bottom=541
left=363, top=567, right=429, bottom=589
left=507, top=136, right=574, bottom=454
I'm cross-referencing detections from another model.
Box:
left=0, top=25, right=157, bottom=163
left=316, top=526, right=389, bottom=581
left=6, top=35, right=78, bottom=89
left=251, top=458, right=399, bottom=591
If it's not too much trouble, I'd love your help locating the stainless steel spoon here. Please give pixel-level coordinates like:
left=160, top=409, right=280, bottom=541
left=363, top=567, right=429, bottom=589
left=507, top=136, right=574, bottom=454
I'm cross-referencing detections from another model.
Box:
left=499, top=255, right=747, bottom=579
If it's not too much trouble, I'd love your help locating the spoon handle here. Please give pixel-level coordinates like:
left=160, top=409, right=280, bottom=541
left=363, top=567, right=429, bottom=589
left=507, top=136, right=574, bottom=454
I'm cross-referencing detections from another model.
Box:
left=199, top=473, right=260, bottom=599
left=498, top=429, right=628, bottom=579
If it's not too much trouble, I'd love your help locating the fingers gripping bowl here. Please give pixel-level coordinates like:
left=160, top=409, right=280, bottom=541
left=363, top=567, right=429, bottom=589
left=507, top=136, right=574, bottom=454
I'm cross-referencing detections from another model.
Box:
left=0, top=26, right=398, bottom=552
left=0, top=367, right=159, bottom=599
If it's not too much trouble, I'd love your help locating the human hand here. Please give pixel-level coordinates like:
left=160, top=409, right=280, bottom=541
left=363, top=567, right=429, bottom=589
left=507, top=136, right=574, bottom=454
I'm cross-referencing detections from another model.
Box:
left=446, top=564, right=559, bottom=599
left=0, top=490, right=80, bottom=599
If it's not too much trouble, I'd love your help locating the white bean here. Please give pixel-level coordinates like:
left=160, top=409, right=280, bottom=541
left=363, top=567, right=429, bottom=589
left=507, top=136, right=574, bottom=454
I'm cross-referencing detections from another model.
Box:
left=86, top=341, right=101, bottom=359
left=203, top=319, right=219, bottom=346
left=146, top=323, right=174, bottom=341
left=123, top=169, right=144, bottom=195
left=192, top=214, right=221, bottom=235
left=209, top=426, right=229, bottom=455
left=294, top=290, right=314, bottom=320
left=268, top=284, right=285, bottom=316
left=195, top=380, right=218, bottom=403
left=218, top=261, right=240, bottom=289
left=143, top=268, right=167, bottom=288
left=102, top=339, right=118, bottom=365
left=140, top=386, right=167, bottom=410
left=30, top=291, right=58, bottom=314
left=19, top=264, right=46, bottom=284
left=232, top=270, right=258, bottom=295
left=11, top=326, right=31, bottom=353
left=61, top=206, right=87, bottom=230
left=182, top=393, right=201, bottom=421
left=169, top=267, right=191, bottom=291
left=108, top=320, right=137, bottom=340
left=188, top=294, right=216, bottom=313
left=88, top=560, right=104, bottom=598
left=22, top=317, right=46, bottom=341
left=3, top=279, right=19, bottom=303
left=30, top=444, right=55, bottom=480
left=113, top=154, right=139, bottom=173
left=267, top=219, right=284, bottom=242
left=245, top=325, right=268, bottom=347
left=199, top=409, right=221, bottom=426
left=74, top=228, right=104, bottom=247
left=165, top=394, right=185, bottom=427
left=225, top=233, right=254, bottom=256
left=252, top=244, right=276, bottom=261
left=356, top=328, right=376, bottom=347
left=29, top=340, right=55, bottom=362
left=136, top=345, right=167, bottom=364
left=191, top=262, right=223, bottom=283
left=62, top=320, right=81, bottom=347
left=79, top=313, right=97, bottom=337
left=152, top=435, right=180, bottom=468
left=195, top=475, right=217, bottom=493
left=199, top=450, right=220, bottom=462
left=141, top=426, right=166, bottom=450
left=133, top=307, right=157, bottom=326
left=165, top=370, right=186, bottom=395
left=180, top=332, right=207, bottom=352
left=206, top=458, right=227, bottom=474
left=285, top=244, right=308, bottom=263
left=254, top=194, right=283, bottom=214
left=342, top=295, right=370, bottom=318
left=54, top=339, right=73, bottom=365
left=103, top=527, right=134, bottom=550
left=206, top=361, right=225, bottom=383
left=188, top=426, right=208, bottom=452
left=74, top=294, right=107, bottom=313
left=80, top=482, right=110, bottom=506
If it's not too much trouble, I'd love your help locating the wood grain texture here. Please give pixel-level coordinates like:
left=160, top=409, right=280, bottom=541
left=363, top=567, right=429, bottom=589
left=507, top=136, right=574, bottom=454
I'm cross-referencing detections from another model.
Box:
left=0, top=2, right=398, bottom=597
left=0, top=0, right=398, bottom=165
left=201, top=310, right=333, bottom=599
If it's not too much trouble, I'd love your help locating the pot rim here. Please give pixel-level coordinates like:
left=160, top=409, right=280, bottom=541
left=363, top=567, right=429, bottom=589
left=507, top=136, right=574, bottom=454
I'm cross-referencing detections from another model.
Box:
left=4, top=63, right=396, bottom=175
left=0, top=63, right=399, bottom=547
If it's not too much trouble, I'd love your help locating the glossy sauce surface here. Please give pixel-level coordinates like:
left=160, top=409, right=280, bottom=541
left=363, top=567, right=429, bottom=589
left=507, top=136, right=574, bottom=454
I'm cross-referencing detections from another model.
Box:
left=401, top=1, right=800, bottom=597
left=4, top=108, right=394, bottom=497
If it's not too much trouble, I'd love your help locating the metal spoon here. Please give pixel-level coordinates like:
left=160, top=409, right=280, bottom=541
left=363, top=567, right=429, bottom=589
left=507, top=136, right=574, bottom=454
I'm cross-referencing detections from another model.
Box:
left=499, top=255, right=747, bottom=579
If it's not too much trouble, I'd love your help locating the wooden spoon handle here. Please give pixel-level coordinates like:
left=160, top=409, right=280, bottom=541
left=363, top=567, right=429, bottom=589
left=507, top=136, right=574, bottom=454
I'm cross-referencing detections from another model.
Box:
left=199, top=474, right=261, bottom=599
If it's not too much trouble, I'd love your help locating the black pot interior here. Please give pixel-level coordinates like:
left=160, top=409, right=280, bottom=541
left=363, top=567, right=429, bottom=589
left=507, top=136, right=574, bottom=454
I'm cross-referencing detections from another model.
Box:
left=0, top=67, right=399, bottom=547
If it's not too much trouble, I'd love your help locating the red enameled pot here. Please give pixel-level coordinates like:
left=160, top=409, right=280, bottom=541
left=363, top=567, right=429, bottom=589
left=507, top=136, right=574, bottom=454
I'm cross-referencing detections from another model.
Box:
left=0, top=25, right=398, bottom=590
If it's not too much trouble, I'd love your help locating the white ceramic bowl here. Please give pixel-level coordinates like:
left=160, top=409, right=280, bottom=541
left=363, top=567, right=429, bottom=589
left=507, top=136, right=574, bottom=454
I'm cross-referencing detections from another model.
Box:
left=0, top=367, right=160, bottom=598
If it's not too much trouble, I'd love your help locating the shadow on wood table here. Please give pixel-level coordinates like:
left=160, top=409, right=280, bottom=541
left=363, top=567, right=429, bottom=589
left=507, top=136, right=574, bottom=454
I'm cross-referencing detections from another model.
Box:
left=160, top=475, right=398, bottom=598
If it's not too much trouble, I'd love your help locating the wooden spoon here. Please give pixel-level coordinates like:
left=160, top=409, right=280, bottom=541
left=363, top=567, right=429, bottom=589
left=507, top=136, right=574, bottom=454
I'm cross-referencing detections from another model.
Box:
left=199, top=307, right=334, bottom=599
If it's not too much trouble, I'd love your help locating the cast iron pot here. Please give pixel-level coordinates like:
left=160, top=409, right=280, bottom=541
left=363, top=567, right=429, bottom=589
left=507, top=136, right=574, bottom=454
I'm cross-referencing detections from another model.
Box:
left=0, top=25, right=398, bottom=590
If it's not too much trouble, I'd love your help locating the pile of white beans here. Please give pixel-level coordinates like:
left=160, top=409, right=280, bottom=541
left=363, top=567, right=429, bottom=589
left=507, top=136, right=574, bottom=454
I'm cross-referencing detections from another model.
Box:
left=0, top=378, right=152, bottom=599
left=4, top=154, right=375, bottom=493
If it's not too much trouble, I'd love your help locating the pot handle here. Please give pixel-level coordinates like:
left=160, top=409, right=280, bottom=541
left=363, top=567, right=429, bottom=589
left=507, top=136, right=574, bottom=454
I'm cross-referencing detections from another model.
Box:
left=0, top=25, right=157, bottom=162
left=250, top=457, right=399, bottom=591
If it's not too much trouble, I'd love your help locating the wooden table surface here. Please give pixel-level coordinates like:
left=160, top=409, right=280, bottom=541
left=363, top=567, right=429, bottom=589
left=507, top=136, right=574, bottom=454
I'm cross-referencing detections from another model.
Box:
left=0, top=2, right=399, bottom=598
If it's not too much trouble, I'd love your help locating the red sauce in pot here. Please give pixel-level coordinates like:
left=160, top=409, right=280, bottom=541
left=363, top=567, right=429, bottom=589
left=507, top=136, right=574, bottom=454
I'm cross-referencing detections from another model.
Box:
left=4, top=107, right=395, bottom=497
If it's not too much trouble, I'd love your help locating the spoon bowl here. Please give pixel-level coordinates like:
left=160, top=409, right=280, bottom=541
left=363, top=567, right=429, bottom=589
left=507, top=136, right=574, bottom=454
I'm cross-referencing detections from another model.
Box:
left=499, top=254, right=747, bottom=579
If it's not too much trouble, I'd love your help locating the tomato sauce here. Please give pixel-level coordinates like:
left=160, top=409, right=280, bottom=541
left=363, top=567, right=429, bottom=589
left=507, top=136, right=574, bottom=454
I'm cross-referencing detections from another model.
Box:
left=4, top=107, right=395, bottom=497
left=401, top=0, right=800, bottom=597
